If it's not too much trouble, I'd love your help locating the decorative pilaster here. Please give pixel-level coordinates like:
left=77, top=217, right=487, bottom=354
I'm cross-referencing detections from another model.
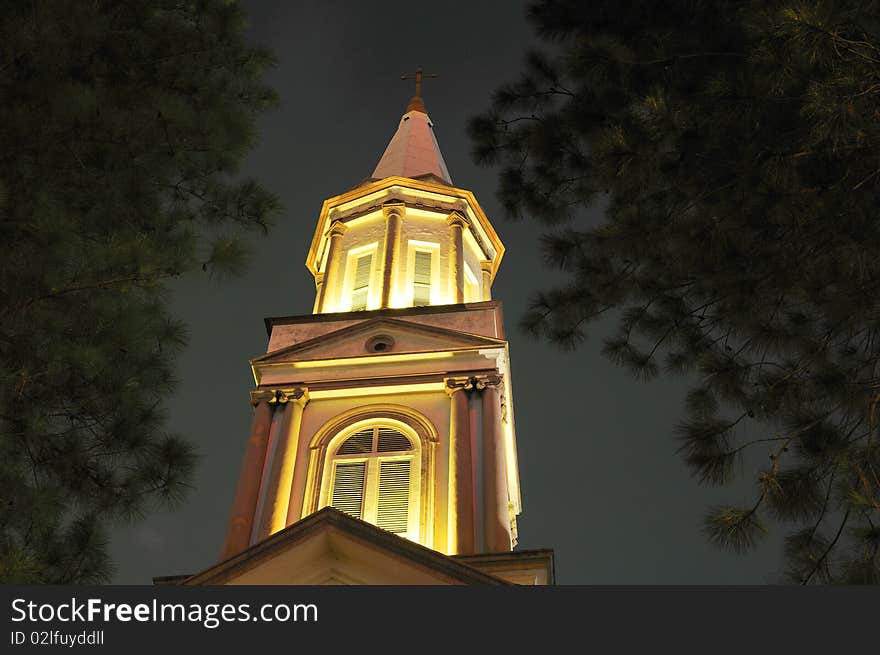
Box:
left=445, top=379, right=474, bottom=554
left=479, top=260, right=493, bottom=301
left=220, top=397, right=275, bottom=560
left=481, top=380, right=511, bottom=551
left=380, top=201, right=404, bottom=309
left=257, top=388, right=309, bottom=539
left=446, top=211, right=469, bottom=304
left=445, top=374, right=508, bottom=554
left=311, top=272, right=325, bottom=313
left=316, top=220, right=347, bottom=312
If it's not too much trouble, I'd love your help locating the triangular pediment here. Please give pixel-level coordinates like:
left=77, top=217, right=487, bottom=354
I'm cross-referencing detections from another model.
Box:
left=253, top=317, right=506, bottom=365
left=180, top=508, right=507, bottom=586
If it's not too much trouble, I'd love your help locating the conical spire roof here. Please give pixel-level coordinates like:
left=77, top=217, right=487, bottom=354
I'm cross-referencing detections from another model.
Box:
left=371, top=102, right=452, bottom=185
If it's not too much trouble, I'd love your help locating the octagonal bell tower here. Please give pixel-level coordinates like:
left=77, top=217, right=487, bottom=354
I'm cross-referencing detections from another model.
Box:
left=307, top=112, right=504, bottom=315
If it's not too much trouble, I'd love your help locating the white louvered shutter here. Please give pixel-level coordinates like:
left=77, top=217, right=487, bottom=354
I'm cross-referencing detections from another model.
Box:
left=351, top=253, right=372, bottom=310
left=331, top=461, right=366, bottom=519
left=412, top=251, right=432, bottom=306
left=376, top=460, right=411, bottom=533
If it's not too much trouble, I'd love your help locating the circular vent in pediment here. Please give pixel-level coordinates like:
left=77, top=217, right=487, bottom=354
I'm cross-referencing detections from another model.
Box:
left=365, top=334, right=395, bottom=353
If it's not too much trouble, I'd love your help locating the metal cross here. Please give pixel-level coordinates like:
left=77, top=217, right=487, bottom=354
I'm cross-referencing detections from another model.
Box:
left=401, top=66, right=438, bottom=101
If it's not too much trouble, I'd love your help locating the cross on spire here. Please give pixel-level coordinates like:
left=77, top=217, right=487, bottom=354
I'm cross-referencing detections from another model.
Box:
left=401, top=66, right=438, bottom=113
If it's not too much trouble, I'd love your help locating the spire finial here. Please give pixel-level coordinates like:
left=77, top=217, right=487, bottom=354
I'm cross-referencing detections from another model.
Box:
left=401, top=66, right=438, bottom=113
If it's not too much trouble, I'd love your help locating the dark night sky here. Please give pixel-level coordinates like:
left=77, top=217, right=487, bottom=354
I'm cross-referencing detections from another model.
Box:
left=110, top=0, right=786, bottom=584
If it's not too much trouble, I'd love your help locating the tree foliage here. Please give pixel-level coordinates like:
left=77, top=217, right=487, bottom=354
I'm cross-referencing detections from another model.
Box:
left=470, top=0, right=880, bottom=583
left=0, top=1, right=280, bottom=582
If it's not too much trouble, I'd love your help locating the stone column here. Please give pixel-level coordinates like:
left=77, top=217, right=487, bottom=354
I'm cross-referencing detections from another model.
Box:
left=446, top=380, right=475, bottom=554
left=446, top=211, right=468, bottom=304
left=220, top=393, right=275, bottom=560
left=479, top=260, right=493, bottom=301
left=257, top=388, right=309, bottom=539
left=481, top=380, right=511, bottom=552
left=380, top=201, right=404, bottom=309
left=315, top=220, right=347, bottom=313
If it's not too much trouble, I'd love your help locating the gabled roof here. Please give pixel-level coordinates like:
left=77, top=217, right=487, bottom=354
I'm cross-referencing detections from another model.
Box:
left=253, top=316, right=506, bottom=366
left=175, top=507, right=510, bottom=586
left=372, top=109, right=452, bottom=184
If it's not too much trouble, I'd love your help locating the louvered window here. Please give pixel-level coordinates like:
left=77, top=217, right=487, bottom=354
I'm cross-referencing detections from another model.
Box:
left=413, top=251, right=432, bottom=306
left=336, top=428, right=373, bottom=454
left=376, top=460, right=410, bottom=532
left=350, top=253, right=373, bottom=310
left=327, top=425, right=417, bottom=537
left=330, top=462, right=365, bottom=519
left=377, top=426, right=411, bottom=452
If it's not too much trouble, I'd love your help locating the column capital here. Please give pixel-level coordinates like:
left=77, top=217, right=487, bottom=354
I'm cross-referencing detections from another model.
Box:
left=327, top=220, right=347, bottom=238
left=249, top=389, right=276, bottom=406
left=444, top=377, right=466, bottom=397
left=249, top=387, right=310, bottom=407
left=382, top=200, right=406, bottom=217
left=280, top=387, right=310, bottom=407
left=446, top=210, right=470, bottom=228
left=479, top=259, right=493, bottom=274
left=444, top=374, right=502, bottom=396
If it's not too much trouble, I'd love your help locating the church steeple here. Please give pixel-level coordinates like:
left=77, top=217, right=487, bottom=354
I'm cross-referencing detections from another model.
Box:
left=306, top=88, right=504, bottom=315
left=158, top=74, right=555, bottom=588
left=216, top=87, right=531, bottom=580
left=371, top=67, right=451, bottom=185
left=371, top=110, right=452, bottom=184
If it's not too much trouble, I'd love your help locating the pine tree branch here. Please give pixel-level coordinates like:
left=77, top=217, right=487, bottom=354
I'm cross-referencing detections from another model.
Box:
left=851, top=168, right=880, bottom=191
left=801, top=507, right=851, bottom=585
left=793, top=21, right=880, bottom=64
left=728, top=436, right=790, bottom=456
left=587, top=51, right=747, bottom=67
left=1, top=270, right=180, bottom=320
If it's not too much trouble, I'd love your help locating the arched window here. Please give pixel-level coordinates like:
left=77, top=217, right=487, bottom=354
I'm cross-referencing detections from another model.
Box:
left=308, top=406, right=438, bottom=548
left=327, top=424, right=419, bottom=537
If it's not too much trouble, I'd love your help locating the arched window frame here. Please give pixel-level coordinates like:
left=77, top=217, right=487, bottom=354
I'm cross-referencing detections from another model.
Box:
left=324, top=420, right=420, bottom=538
left=305, top=405, right=438, bottom=546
